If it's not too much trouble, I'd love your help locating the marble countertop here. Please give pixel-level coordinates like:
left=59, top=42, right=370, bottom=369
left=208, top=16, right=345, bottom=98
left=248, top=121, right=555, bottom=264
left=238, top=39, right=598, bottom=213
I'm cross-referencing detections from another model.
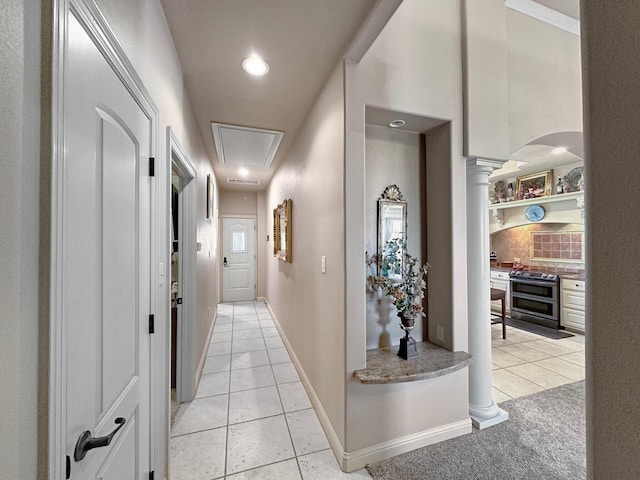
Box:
left=352, top=342, right=472, bottom=384
left=491, top=266, right=585, bottom=281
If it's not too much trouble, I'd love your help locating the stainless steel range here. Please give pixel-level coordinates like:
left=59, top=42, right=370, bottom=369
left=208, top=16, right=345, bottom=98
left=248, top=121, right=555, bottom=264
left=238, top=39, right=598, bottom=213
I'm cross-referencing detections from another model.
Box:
left=509, top=270, right=560, bottom=329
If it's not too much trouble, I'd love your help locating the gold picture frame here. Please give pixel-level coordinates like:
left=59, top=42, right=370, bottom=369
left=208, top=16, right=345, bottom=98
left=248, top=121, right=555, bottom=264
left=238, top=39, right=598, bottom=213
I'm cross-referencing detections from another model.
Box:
left=273, top=199, right=292, bottom=262
left=516, top=170, right=553, bottom=198
left=206, top=174, right=214, bottom=220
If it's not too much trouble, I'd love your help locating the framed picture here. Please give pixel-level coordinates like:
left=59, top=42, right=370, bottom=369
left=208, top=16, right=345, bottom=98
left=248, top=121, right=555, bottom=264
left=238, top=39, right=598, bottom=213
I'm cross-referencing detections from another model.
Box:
left=273, top=199, right=292, bottom=262
left=206, top=174, right=214, bottom=220
left=516, top=170, right=553, bottom=198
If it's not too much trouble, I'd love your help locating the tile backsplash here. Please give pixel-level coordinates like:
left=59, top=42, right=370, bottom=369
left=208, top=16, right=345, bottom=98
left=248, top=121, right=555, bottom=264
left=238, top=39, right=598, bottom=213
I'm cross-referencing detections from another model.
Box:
left=490, top=223, right=585, bottom=272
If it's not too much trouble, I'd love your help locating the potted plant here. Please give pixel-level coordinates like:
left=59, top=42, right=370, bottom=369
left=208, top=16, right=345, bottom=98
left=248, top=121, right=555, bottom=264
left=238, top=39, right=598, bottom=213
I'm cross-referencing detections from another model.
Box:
left=368, top=238, right=429, bottom=359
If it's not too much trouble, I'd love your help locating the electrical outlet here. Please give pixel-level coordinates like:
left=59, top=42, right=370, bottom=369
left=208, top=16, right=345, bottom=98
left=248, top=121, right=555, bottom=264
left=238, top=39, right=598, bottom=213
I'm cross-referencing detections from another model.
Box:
left=321, top=256, right=326, bottom=274
left=436, top=325, right=444, bottom=342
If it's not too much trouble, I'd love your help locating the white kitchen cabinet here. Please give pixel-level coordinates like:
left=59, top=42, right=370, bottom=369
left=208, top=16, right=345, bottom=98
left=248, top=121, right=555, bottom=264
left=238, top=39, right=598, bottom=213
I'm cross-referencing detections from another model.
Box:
left=562, top=278, right=585, bottom=332
left=490, top=269, right=510, bottom=315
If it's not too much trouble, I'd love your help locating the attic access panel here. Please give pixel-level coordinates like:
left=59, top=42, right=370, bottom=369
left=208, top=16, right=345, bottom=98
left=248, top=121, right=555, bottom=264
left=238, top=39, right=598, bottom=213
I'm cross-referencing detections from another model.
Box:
left=211, top=122, right=284, bottom=168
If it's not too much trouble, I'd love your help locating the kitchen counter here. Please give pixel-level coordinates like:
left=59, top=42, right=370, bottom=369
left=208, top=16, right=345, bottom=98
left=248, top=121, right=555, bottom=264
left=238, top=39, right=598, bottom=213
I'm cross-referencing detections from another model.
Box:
left=491, top=265, right=585, bottom=281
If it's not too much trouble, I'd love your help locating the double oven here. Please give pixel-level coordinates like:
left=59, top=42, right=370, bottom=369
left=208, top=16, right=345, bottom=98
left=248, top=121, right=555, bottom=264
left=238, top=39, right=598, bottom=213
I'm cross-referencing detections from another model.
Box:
left=509, top=271, right=560, bottom=329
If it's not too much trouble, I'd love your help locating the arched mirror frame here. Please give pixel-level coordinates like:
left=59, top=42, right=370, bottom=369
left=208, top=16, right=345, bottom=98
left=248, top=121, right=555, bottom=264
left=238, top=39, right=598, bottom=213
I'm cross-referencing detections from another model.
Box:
left=273, top=198, right=292, bottom=262
left=377, top=184, right=408, bottom=268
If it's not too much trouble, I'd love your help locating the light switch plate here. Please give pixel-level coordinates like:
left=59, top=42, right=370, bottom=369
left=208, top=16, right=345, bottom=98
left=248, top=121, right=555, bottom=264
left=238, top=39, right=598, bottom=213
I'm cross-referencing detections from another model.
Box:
left=321, top=256, right=326, bottom=274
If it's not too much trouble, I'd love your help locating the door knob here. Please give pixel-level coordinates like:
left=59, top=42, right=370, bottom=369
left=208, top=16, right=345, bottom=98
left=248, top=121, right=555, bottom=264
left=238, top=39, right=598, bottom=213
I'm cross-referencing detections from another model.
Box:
left=223, top=256, right=228, bottom=266
left=74, top=417, right=126, bottom=461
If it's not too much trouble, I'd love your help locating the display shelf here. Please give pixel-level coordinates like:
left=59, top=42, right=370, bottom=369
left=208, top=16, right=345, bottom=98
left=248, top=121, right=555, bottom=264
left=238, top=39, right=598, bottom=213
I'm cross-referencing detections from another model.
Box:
left=353, top=342, right=471, bottom=384
left=489, top=191, right=584, bottom=226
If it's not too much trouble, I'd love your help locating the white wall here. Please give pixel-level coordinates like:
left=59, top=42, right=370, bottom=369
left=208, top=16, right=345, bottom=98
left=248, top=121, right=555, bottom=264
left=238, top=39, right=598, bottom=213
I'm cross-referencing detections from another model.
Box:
left=265, top=62, right=347, bottom=444
left=91, top=1, right=220, bottom=472
left=0, top=1, right=43, bottom=477
left=507, top=9, right=583, bottom=152
left=345, top=0, right=470, bottom=461
left=365, top=124, right=424, bottom=349
left=219, top=190, right=258, bottom=216
left=0, top=0, right=218, bottom=478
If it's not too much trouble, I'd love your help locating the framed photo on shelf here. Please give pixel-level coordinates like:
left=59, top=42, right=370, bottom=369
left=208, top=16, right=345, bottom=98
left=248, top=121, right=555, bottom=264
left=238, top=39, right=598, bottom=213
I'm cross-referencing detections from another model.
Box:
left=516, top=170, right=553, bottom=198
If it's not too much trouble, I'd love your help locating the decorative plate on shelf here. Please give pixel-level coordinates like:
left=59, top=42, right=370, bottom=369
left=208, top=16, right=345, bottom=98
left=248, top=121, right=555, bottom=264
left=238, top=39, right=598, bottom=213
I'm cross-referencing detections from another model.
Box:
left=565, top=167, right=584, bottom=192
left=525, top=204, right=545, bottom=222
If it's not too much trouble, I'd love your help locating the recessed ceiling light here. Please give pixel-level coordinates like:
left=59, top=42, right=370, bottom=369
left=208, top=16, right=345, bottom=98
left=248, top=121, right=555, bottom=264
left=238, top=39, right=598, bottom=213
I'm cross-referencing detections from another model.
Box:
left=241, top=56, right=269, bottom=76
left=551, top=147, right=567, bottom=155
left=389, top=119, right=406, bottom=128
left=238, top=167, right=249, bottom=177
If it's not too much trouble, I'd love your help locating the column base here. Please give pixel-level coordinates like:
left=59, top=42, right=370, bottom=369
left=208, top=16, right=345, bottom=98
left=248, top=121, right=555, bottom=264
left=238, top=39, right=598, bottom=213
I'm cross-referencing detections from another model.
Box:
left=470, top=403, right=509, bottom=430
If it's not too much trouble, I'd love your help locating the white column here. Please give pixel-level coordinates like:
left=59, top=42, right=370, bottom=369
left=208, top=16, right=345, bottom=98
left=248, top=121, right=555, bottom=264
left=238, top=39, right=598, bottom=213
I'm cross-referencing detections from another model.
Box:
left=466, top=158, right=508, bottom=429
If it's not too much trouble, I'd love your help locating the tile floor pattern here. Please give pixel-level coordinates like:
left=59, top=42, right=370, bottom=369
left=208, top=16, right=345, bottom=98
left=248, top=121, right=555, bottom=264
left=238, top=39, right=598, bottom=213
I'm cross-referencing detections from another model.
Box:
left=491, top=323, right=585, bottom=403
left=170, top=301, right=585, bottom=479
left=169, top=301, right=372, bottom=479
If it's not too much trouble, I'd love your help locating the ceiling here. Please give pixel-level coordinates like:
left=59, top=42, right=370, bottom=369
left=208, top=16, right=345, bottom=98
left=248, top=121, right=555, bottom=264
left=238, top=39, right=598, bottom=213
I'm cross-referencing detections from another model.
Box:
left=160, top=0, right=580, bottom=191
left=160, top=0, right=397, bottom=191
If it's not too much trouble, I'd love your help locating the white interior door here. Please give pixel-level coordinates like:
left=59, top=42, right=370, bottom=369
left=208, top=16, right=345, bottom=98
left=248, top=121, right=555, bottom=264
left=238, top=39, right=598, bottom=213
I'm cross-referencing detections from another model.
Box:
left=222, top=218, right=256, bottom=302
left=62, top=11, right=152, bottom=478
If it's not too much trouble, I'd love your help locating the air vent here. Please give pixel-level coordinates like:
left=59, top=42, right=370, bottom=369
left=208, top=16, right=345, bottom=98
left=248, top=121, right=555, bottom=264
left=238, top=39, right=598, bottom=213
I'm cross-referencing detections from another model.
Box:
left=211, top=122, right=284, bottom=168
left=226, top=178, right=261, bottom=186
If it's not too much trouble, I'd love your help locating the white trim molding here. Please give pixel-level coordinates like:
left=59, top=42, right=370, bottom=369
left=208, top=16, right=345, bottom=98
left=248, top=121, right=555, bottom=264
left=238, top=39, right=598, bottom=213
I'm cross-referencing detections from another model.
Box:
left=339, top=419, right=472, bottom=472
left=50, top=1, right=161, bottom=478
left=167, top=127, right=198, bottom=403
left=265, top=300, right=472, bottom=473
left=506, top=0, right=581, bottom=36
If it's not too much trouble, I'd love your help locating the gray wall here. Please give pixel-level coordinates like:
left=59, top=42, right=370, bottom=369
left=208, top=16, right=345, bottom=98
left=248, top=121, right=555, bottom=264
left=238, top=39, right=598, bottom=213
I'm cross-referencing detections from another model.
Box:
left=0, top=0, right=44, bottom=477
left=582, top=1, right=640, bottom=477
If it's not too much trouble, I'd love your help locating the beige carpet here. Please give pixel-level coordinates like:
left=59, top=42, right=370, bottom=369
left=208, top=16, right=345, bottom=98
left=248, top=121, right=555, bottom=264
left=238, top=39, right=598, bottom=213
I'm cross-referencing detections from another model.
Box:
left=367, top=380, right=585, bottom=480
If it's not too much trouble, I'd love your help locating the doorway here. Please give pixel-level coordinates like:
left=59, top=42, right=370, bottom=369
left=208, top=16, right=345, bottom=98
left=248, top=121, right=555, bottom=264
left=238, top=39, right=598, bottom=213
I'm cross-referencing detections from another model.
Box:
left=222, top=217, right=256, bottom=302
left=167, top=128, right=197, bottom=415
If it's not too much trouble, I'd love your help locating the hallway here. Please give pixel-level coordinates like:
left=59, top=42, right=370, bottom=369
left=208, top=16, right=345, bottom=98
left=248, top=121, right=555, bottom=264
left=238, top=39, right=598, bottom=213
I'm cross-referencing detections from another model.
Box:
left=169, top=301, right=586, bottom=479
left=169, top=301, right=371, bottom=479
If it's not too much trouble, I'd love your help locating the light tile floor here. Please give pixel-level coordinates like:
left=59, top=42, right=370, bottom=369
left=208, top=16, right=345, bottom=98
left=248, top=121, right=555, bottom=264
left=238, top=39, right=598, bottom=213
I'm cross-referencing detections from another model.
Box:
left=491, top=323, right=585, bottom=403
left=170, top=302, right=585, bottom=479
left=170, top=301, right=372, bottom=479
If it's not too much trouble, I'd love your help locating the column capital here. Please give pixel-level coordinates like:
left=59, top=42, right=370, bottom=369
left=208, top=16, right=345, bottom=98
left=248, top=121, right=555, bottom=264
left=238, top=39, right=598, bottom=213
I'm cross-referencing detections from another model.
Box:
left=466, top=156, right=508, bottom=171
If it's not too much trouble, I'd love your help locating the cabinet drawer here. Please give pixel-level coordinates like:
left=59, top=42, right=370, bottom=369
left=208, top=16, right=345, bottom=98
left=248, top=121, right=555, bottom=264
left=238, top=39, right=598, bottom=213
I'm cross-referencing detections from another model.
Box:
left=563, top=291, right=585, bottom=310
left=562, top=308, right=585, bottom=332
left=562, top=279, right=585, bottom=291
left=491, top=271, right=510, bottom=281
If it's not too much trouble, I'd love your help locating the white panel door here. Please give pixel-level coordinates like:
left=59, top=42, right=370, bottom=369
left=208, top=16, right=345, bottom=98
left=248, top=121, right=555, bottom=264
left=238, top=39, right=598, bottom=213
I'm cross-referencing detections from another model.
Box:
left=62, top=11, right=151, bottom=479
left=222, top=218, right=256, bottom=302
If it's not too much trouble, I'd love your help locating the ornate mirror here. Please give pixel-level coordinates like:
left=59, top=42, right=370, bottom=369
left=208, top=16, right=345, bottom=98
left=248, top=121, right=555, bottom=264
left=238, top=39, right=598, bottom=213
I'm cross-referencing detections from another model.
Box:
left=273, top=199, right=292, bottom=262
left=377, top=185, right=407, bottom=275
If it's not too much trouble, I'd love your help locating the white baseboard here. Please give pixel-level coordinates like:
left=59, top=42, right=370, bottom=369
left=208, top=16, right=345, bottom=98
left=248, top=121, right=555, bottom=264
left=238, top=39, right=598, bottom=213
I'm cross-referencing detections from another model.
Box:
left=339, top=419, right=472, bottom=472
left=193, top=309, right=216, bottom=396
left=264, top=300, right=472, bottom=473
left=256, top=296, right=267, bottom=303
left=264, top=301, right=348, bottom=466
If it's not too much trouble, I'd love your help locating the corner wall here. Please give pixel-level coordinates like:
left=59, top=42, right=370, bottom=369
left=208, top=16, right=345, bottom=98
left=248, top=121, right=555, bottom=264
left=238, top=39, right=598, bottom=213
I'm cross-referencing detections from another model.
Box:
left=265, top=62, right=347, bottom=445
left=581, top=1, right=640, bottom=477
left=344, top=0, right=470, bottom=465
left=507, top=9, right=582, bottom=152
left=0, top=0, right=43, bottom=477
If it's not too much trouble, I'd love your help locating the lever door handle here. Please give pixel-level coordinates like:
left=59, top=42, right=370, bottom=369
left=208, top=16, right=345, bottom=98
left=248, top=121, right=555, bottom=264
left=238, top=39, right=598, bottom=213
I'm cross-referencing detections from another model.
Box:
left=74, top=417, right=126, bottom=461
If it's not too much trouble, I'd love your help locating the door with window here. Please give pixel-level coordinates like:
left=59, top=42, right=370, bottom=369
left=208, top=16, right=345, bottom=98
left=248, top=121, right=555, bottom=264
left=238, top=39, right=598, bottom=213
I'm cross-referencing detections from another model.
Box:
left=222, top=218, right=256, bottom=302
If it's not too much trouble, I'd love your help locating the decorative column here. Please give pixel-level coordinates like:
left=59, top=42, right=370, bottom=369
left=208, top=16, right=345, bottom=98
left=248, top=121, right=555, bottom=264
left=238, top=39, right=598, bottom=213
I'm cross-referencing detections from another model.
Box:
left=467, top=158, right=508, bottom=429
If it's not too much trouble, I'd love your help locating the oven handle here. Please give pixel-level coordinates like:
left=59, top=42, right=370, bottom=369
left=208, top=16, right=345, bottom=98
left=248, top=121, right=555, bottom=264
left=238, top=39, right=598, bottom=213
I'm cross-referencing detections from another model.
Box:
left=510, top=278, right=558, bottom=287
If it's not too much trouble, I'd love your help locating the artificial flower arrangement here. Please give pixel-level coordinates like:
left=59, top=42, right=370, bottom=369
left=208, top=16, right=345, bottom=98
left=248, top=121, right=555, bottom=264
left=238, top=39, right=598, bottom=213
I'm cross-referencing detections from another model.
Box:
left=367, top=238, right=430, bottom=320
